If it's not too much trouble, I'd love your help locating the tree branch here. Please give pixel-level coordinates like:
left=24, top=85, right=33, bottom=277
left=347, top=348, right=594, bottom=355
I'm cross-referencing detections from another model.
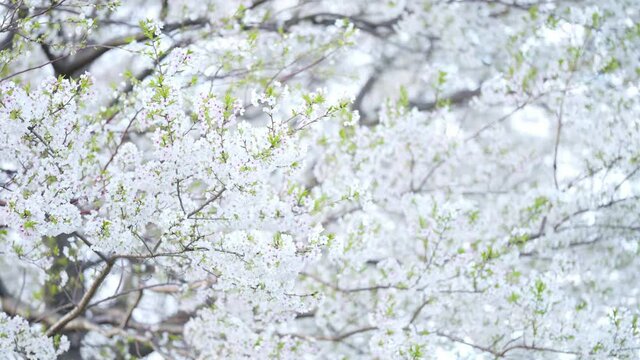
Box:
left=46, top=260, right=115, bottom=336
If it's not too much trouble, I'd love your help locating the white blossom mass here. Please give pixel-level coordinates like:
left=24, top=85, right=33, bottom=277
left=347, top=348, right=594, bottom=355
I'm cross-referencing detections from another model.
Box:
left=1, top=0, right=640, bottom=359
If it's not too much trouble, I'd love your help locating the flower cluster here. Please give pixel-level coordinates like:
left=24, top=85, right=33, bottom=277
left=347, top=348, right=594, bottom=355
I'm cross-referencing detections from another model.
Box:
left=1, top=0, right=639, bottom=359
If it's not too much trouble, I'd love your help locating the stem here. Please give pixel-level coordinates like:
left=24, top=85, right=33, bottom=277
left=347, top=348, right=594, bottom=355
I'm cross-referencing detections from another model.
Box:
left=46, top=260, right=114, bottom=336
